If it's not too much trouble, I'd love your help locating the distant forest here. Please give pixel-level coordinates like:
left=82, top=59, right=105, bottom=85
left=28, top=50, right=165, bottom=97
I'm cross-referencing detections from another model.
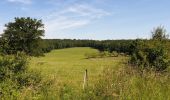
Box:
left=42, top=39, right=134, bottom=54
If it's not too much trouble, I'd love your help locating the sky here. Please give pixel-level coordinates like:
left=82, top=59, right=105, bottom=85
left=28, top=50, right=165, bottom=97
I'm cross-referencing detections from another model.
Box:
left=0, top=0, right=170, bottom=40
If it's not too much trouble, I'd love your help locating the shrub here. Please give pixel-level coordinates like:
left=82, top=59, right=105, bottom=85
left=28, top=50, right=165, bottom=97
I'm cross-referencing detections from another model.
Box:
left=0, top=52, right=43, bottom=99
left=85, top=51, right=119, bottom=59
left=111, top=51, right=119, bottom=57
left=147, top=46, right=169, bottom=71
left=85, top=52, right=98, bottom=59
left=130, top=39, right=170, bottom=71
left=98, top=52, right=106, bottom=58
left=0, top=52, right=28, bottom=81
left=16, top=70, right=42, bottom=88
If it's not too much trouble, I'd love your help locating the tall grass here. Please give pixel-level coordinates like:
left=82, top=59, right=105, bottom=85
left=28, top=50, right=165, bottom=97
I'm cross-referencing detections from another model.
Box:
left=28, top=48, right=170, bottom=99
left=87, top=65, right=170, bottom=100
left=1, top=48, right=169, bottom=99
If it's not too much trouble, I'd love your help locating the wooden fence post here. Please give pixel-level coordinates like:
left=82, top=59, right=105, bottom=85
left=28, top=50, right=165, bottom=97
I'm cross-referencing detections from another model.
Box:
left=83, top=69, right=88, bottom=90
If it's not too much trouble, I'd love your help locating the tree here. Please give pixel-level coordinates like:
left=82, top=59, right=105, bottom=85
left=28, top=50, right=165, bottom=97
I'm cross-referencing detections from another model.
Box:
left=130, top=27, right=170, bottom=71
left=0, top=17, right=44, bottom=56
left=151, top=26, right=169, bottom=40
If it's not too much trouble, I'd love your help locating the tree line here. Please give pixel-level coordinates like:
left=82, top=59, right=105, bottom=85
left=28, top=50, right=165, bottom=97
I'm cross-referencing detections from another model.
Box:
left=42, top=39, right=133, bottom=54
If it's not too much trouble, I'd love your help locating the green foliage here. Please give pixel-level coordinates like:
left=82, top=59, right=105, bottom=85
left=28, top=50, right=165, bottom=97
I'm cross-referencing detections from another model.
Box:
left=0, top=53, right=43, bottom=99
left=130, top=39, right=170, bottom=71
left=129, top=27, right=170, bottom=71
left=147, top=46, right=169, bottom=71
left=98, top=51, right=107, bottom=58
left=59, top=84, right=76, bottom=100
left=0, top=47, right=167, bottom=99
left=152, top=26, right=169, bottom=40
left=85, top=52, right=99, bottom=58
left=16, top=70, right=42, bottom=88
left=41, top=39, right=133, bottom=54
left=85, top=51, right=119, bottom=59
left=0, top=79, right=20, bottom=99
left=0, top=17, right=44, bottom=56
left=111, top=51, right=119, bottom=57
left=0, top=52, right=28, bottom=81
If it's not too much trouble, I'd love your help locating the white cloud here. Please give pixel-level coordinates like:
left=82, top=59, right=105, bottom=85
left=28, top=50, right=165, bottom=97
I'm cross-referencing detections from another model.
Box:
left=67, top=4, right=110, bottom=18
left=7, top=0, right=32, bottom=4
left=0, top=25, right=4, bottom=36
left=0, top=18, right=4, bottom=34
left=0, top=25, right=3, bottom=34
left=45, top=17, right=89, bottom=33
left=44, top=4, right=111, bottom=35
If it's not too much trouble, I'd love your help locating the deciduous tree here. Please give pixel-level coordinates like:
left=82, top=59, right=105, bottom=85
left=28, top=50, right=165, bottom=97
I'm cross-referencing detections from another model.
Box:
left=1, top=17, right=44, bottom=56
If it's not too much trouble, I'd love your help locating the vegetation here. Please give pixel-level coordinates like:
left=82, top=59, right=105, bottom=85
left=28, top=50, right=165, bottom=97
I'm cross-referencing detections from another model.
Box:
left=29, top=47, right=127, bottom=99
left=87, top=65, right=170, bottom=100
left=42, top=39, right=133, bottom=54
left=85, top=51, right=119, bottom=59
left=0, top=53, right=43, bottom=99
left=30, top=48, right=119, bottom=89
left=0, top=46, right=169, bottom=99
left=152, top=26, right=169, bottom=40
left=0, top=47, right=124, bottom=99
left=130, top=27, right=170, bottom=71
left=0, top=17, right=170, bottom=99
left=0, top=17, right=44, bottom=56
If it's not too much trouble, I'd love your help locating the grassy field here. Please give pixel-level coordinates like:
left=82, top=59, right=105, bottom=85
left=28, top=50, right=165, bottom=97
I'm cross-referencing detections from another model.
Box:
left=30, top=47, right=125, bottom=90
left=28, top=47, right=170, bottom=100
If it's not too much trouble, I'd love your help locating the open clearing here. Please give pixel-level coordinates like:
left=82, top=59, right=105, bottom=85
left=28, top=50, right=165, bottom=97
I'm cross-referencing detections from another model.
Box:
left=30, top=47, right=126, bottom=89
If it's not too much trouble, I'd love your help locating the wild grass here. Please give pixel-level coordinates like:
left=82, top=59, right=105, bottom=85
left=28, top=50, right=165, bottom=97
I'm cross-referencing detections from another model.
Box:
left=28, top=47, right=125, bottom=99
left=86, top=65, right=170, bottom=100
left=3, top=47, right=169, bottom=99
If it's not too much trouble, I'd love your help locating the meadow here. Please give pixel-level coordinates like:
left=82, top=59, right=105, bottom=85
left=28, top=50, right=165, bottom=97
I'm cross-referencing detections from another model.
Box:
left=27, top=47, right=170, bottom=100
left=23, top=47, right=127, bottom=99
left=30, top=47, right=125, bottom=91
left=0, top=47, right=170, bottom=100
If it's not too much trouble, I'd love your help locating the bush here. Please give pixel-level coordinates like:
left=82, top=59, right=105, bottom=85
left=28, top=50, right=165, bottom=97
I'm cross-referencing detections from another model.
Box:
left=85, top=51, right=119, bottom=59
left=0, top=52, right=28, bottom=81
left=0, top=52, right=43, bottom=99
left=111, top=51, right=119, bottom=57
left=147, top=47, right=169, bottom=71
left=0, top=79, right=20, bottom=99
left=85, top=52, right=99, bottom=59
left=130, top=39, right=170, bottom=71
left=16, top=70, right=42, bottom=88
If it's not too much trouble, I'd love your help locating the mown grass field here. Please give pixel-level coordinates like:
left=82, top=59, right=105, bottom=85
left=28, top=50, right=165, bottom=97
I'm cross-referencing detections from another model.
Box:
left=30, top=47, right=125, bottom=90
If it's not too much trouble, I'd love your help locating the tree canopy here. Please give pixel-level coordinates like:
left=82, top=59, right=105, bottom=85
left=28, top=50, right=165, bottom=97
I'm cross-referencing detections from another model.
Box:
left=0, top=17, right=44, bottom=56
left=152, top=26, right=169, bottom=40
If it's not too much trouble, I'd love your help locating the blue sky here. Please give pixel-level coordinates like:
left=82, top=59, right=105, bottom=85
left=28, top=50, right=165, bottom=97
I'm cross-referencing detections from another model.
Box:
left=0, top=0, right=170, bottom=40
